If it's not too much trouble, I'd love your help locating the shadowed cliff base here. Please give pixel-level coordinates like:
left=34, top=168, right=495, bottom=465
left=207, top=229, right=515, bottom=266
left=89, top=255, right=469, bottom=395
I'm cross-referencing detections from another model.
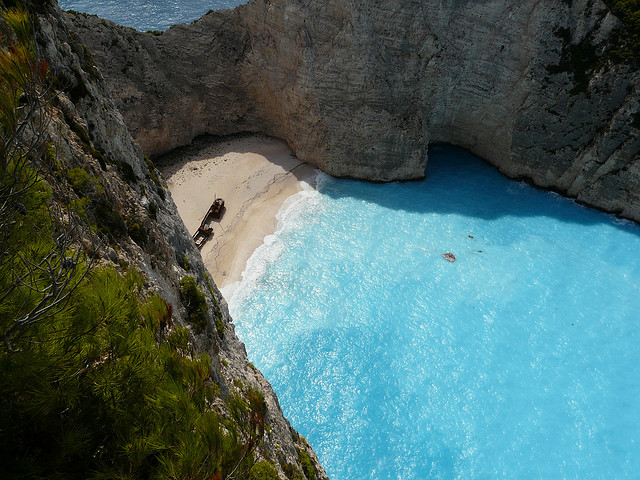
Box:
left=66, top=0, right=640, bottom=222
left=320, top=144, right=640, bottom=230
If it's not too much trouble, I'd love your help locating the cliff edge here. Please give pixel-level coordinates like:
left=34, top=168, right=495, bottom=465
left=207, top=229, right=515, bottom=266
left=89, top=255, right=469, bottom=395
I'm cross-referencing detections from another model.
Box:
left=16, top=1, right=328, bottom=478
left=69, top=0, right=640, bottom=221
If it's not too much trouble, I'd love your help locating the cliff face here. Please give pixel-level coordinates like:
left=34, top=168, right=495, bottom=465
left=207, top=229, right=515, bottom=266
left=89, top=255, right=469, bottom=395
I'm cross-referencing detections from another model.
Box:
left=68, top=0, right=640, bottom=221
left=34, top=2, right=327, bottom=478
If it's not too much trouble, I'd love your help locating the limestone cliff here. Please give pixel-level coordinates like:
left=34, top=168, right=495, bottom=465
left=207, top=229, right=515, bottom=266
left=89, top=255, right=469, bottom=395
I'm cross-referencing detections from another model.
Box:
left=68, top=0, right=640, bottom=221
left=31, top=1, right=328, bottom=478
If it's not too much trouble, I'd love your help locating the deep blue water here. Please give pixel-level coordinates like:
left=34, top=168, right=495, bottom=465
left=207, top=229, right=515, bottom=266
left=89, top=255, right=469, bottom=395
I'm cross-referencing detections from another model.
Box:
left=230, top=146, right=640, bottom=479
left=58, top=0, right=246, bottom=31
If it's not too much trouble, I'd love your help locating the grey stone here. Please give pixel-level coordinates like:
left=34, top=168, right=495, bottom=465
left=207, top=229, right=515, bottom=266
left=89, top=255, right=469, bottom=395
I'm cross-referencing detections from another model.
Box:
left=107, top=247, right=118, bottom=263
left=68, top=0, right=640, bottom=221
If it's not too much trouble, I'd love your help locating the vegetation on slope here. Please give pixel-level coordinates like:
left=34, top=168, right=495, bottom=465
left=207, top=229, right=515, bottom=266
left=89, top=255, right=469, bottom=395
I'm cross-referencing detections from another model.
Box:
left=605, top=0, right=640, bottom=60
left=0, top=266, right=265, bottom=479
left=547, top=0, right=640, bottom=93
left=0, top=5, right=274, bottom=479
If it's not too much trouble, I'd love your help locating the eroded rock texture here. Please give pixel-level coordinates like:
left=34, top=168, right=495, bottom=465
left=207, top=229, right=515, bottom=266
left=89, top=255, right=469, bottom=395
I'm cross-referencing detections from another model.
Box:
left=69, top=0, right=639, bottom=219
left=36, top=2, right=328, bottom=478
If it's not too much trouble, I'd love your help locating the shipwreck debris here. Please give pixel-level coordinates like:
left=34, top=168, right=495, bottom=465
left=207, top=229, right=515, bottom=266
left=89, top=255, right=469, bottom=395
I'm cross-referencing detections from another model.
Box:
left=192, top=197, right=225, bottom=250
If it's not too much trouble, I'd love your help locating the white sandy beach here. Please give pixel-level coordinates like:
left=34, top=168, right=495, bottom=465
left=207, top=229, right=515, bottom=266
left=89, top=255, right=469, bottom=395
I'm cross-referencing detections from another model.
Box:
left=160, top=134, right=316, bottom=298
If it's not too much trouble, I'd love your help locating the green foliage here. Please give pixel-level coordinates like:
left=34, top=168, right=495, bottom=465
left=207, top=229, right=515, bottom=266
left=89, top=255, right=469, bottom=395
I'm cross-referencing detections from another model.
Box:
left=216, top=313, right=225, bottom=338
left=70, top=195, right=90, bottom=218
left=148, top=201, right=157, bottom=220
left=66, top=166, right=90, bottom=192
left=0, top=8, right=268, bottom=479
left=202, top=275, right=226, bottom=339
left=67, top=116, right=90, bottom=147
left=250, top=461, right=279, bottom=480
left=66, top=167, right=105, bottom=199
left=42, top=141, right=57, bottom=168
left=126, top=215, right=148, bottom=246
left=0, top=8, right=44, bottom=147
left=227, top=385, right=268, bottom=455
left=605, top=0, right=640, bottom=60
left=92, top=195, right=127, bottom=239
left=182, top=255, right=191, bottom=271
left=547, top=1, right=640, bottom=92
left=2, top=6, right=31, bottom=45
left=0, top=266, right=259, bottom=479
left=0, top=168, right=58, bottom=330
left=277, top=453, right=305, bottom=480
left=144, top=154, right=167, bottom=198
left=179, top=275, right=209, bottom=332
left=60, top=110, right=107, bottom=170
left=297, top=448, right=317, bottom=480
left=205, top=273, right=215, bottom=295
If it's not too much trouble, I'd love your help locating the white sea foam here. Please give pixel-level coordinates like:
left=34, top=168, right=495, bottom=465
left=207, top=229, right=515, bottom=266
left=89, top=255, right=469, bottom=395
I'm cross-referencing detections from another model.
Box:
left=228, top=172, right=327, bottom=316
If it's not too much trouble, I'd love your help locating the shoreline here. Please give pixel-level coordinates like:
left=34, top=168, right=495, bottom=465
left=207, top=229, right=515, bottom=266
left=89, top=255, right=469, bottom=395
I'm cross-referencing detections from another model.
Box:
left=159, top=134, right=317, bottom=299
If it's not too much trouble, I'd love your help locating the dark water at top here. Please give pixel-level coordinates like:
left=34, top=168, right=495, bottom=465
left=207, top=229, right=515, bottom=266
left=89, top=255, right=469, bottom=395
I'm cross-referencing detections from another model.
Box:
left=58, top=0, right=247, bottom=31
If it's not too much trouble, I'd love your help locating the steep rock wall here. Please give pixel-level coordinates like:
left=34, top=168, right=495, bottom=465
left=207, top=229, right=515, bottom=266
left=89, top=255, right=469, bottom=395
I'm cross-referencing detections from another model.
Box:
left=36, top=2, right=327, bottom=478
left=69, top=0, right=640, bottom=220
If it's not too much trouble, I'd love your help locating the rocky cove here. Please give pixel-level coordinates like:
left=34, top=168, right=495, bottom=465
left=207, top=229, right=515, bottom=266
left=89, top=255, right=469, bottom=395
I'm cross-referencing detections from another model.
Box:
left=68, top=0, right=640, bottom=221
left=4, top=0, right=638, bottom=478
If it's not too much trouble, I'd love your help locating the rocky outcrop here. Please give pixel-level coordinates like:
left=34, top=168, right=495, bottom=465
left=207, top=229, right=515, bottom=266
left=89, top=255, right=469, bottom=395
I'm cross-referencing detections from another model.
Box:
left=35, top=2, right=327, bottom=478
left=68, top=0, right=640, bottom=221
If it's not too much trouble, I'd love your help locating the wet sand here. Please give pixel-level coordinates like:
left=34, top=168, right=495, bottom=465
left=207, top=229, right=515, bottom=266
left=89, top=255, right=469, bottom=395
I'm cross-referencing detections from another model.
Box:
left=160, top=134, right=316, bottom=298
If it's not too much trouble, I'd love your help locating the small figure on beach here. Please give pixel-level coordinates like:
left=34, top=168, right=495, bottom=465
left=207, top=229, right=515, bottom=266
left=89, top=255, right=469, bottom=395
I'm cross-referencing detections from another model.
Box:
left=442, top=252, right=456, bottom=262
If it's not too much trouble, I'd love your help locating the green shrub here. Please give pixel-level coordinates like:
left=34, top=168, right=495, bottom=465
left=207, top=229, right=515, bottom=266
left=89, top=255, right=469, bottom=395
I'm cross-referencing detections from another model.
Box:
left=0, top=267, right=255, bottom=479
left=605, top=0, right=640, bottom=60
left=216, top=311, right=225, bottom=338
left=205, top=273, right=215, bottom=296
left=148, top=201, right=157, bottom=220
left=126, top=215, right=147, bottom=246
left=179, top=276, right=208, bottom=332
left=92, top=196, right=127, bottom=239
left=0, top=8, right=266, bottom=478
left=297, top=448, right=317, bottom=480
left=250, top=461, right=279, bottom=480
left=66, top=166, right=90, bottom=192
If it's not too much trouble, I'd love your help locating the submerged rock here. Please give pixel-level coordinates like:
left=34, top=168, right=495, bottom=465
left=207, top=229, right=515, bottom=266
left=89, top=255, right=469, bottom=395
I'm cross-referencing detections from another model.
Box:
left=442, top=252, right=456, bottom=262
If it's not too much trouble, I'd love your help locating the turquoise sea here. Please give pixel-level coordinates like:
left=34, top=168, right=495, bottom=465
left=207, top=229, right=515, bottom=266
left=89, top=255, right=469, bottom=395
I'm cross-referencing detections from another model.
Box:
left=58, top=0, right=246, bottom=31
left=63, top=2, right=640, bottom=477
left=230, top=146, right=640, bottom=479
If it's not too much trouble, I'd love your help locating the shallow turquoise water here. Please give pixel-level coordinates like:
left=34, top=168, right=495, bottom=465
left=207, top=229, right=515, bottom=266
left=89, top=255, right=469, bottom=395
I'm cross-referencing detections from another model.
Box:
left=58, top=0, right=246, bottom=31
left=231, top=145, right=640, bottom=479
